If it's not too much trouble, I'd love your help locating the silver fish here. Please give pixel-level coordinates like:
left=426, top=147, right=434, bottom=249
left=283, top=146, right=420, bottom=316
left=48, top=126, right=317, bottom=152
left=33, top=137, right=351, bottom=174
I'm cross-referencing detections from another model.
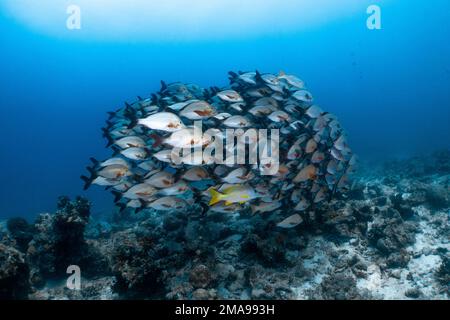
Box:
left=138, top=112, right=185, bottom=132
left=180, top=101, right=216, bottom=120
left=223, top=115, right=251, bottom=128
left=182, top=167, right=210, bottom=181
left=98, top=164, right=131, bottom=179
left=292, top=90, right=313, bottom=103
left=121, top=147, right=148, bottom=161
left=148, top=196, right=187, bottom=211
left=145, top=171, right=175, bottom=188
left=217, top=90, right=244, bottom=103
left=114, top=136, right=146, bottom=149
left=277, top=214, right=303, bottom=228
left=123, top=183, right=158, bottom=200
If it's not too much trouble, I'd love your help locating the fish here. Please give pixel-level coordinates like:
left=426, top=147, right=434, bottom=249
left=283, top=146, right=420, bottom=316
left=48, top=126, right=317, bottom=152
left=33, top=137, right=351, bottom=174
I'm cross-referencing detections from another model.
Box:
left=277, top=214, right=303, bottom=228
left=223, top=115, right=252, bottom=128
left=138, top=160, right=157, bottom=171
left=92, top=157, right=130, bottom=168
left=313, top=188, right=328, bottom=203
left=305, top=138, right=318, bottom=153
left=246, top=87, right=272, bottom=98
left=254, top=97, right=279, bottom=108
left=98, top=164, right=131, bottom=179
left=208, top=184, right=259, bottom=206
left=311, top=151, right=325, bottom=163
left=305, top=105, right=323, bottom=118
left=82, top=176, right=118, bottom=189
left=114, top=136, right=146, bottom=149
left=84, top=70, right=355, bottom=222
left=153, top=149, right=174, bottom=163
left=144, top=171, right=175, bottom=188
left=122, top=183, right=158, bottom=201
left=287, top=143, right=303, bottom=160
left=138, top=112, right=185, bottom=132
left=278, top=72, right=305, bottom=89
left=214, top=112, right=232, bottom=120
left=180, top=101, right=216, bottom=120
left=248, top=105, right=277, bottom=116
left=334, top=135, right=348, bottom=151
left=292, top=90, right=313, bottom=103
left=120, top=147, right=149, bottom=161
left=222, top=167, right=254, bottom=184
left=237, top=72, right=257, bottom=85
left=217, top=90, right=244, bottom=103
left=148, top=196, right=187, bottom=211
left=158, top=181, right=190, bottom=196
left=182, top=167, right=210, bottom=181
left=294, top=197, right=310, bottom=211
left=209, top=202, right=244, bottom=213
left=251, top=201, right=282, bottom=214
left=167, top=99, right=199, bottom=111
left=293, top=164, right=317, bottom=183
left=163, top=127, right=211, bottom=149
left=268, top=110, right=290, bottom=122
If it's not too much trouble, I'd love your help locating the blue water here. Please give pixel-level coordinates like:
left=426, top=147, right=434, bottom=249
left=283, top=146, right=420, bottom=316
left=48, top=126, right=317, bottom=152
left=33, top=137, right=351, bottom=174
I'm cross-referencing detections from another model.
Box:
left=0, top=1, right=449, bottom=219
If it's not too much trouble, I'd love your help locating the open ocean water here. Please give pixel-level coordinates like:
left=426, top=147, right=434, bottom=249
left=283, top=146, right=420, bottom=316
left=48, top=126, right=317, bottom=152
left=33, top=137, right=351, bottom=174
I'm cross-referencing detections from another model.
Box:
left=0, top=0, right=449, bottom=302
left=0, top=0, right=449, bottom=219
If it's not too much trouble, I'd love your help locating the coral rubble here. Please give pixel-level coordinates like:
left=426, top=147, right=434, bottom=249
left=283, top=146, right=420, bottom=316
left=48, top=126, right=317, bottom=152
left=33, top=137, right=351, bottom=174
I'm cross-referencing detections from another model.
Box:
left=0, top=151, right=449, bottom=300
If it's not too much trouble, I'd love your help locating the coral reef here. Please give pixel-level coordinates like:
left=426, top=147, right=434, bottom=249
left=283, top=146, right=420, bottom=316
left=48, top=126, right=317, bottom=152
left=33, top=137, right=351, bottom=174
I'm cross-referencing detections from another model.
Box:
left=0, top=243, right=30, bottom=299
left=0, top=151, right=448, bottom=300
left=26, top=196, right=110, bottom=288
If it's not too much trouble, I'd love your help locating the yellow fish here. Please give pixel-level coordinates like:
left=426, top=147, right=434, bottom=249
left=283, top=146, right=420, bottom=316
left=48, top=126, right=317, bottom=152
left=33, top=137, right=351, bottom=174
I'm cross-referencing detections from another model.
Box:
left=208, top=185, right=259, bottom=206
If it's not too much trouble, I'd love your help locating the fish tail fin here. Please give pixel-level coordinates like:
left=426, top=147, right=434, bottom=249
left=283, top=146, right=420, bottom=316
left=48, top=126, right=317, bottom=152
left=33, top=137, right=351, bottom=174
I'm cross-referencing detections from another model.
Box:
left=111, top=146, right=121, bottom=156
left=228, top=71, right=238, bottom=81
left=89, top=157, right=100, bottom=167
left=123, top=104, right=138, bottom=129
left=80, top=175, right=93, bottom=190
left=135, top=199, right=147, bottom=214
left=107, top=111, right=116, bottom=119
left=104, top=132, right=114, bottom=147
left=124, top=102, right=132, bottom=110
left=255, top=70, right=264, bottom=83
left=111, top=190, right=122, bottom=203
left=132, top=174, right=144, bottom=183
left=208, top=189, right=224, bottom=206
left=86, top=166, right=96, bottom=176
left=151, top=94, right=159, bottom=105
left=101, top=127, right=109, bottom=137
left=117, top=203, right=126, bottom=212
left=128, top=117, right=138, bottom=129
left=160, top=80, right=167, bottom=92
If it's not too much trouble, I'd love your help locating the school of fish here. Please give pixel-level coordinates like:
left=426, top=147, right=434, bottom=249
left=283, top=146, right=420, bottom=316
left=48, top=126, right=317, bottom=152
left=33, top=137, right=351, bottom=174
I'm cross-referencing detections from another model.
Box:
left=82, top=71, right=356, bottom=228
